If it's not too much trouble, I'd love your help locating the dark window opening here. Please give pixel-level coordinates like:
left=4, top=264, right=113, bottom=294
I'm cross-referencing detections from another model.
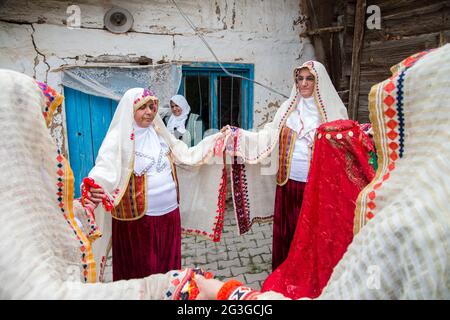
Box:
left=184, top=74, right=210, bottom=131
left=218, top=76, right=242, bottom=128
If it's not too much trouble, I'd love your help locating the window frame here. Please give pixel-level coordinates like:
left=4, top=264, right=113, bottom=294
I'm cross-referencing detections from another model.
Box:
left=178, top=62, right=254, bottom=130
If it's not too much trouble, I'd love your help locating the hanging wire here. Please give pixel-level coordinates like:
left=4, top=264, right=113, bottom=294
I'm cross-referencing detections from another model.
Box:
left=230, top=76, right=234, bottom=126
left=170, top=0, right=289, bottom=99
left=197, top=73, right=203, bottom=118
left=219, top=76, right=222, bottom=128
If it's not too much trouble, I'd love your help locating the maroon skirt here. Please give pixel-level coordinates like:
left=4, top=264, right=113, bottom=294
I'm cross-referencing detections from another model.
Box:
left=272, top=179, right=306, bottom=271
left=112, top=207, right=181, bottom=281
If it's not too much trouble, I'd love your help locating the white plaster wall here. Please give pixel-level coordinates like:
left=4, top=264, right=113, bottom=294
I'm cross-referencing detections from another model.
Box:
left=0, top=0, right=315, bottom=151
left=0, top=22, right=36, bottom=76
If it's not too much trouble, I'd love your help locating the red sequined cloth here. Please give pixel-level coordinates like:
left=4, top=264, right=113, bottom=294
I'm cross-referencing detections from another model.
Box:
left=262, top=119, right=375, bottom=299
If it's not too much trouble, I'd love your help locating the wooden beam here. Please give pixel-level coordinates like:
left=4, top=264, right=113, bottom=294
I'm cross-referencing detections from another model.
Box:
left=300, top=26, right=344, bottom=37
left=348, top=0, right=366, bottom=121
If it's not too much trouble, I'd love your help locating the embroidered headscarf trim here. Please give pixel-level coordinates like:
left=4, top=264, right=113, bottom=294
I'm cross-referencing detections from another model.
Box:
left=35, top=80, right=64, bottom=127
left=133, top=88, right=158, bottom=113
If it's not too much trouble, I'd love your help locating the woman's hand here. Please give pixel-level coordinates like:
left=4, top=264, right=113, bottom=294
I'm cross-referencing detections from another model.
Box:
left=220, top=125, right=231, bottom=135
left=83, top=197, right=98, bottom=212
left=89, top=187, right=105, bottom=205
left=195, top=275, right=225, bottom=300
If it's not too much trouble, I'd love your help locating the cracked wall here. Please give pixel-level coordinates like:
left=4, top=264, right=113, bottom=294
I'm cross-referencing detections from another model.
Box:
left=0, top=0, right=315, bottom=155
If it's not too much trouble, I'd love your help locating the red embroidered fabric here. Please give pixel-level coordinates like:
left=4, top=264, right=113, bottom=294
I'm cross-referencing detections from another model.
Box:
left=261, top=119, right=375, bottom=299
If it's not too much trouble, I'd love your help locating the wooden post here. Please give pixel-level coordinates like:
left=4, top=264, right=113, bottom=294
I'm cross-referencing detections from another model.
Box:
left=348, top=0, right=366, bottom=121
left=439, top=31, right=447, bottom=47
left=301, top=0, right=328, bottom=68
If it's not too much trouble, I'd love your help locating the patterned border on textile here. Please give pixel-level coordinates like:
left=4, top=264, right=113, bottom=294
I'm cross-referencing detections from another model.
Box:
left=231, top=161, right=274, bottom=234
left=58, top=151, right=96, bottom=283
left=98, top=237, right=112, bottom=283
left=35, top=80, right=64, bottom=127
left=181, top=160, right=227, bottom=242
left=164, top=269, right=192, bottom=300
left=74, top=198, right=102, bottom=242
left=164, top=268, right=215, bottom=300
left=389, top=49, right=436, bottom=75
left=231, top=161, right=251, bottom=234
left=98, top=256, right=107, bottom=283
left=353, top=49, right=434, bottom=234
left=212, top=163, right=227, bottom=241
left=111, top=174, right=147, bottom=221
left=276, top=127, right=297, bottom=186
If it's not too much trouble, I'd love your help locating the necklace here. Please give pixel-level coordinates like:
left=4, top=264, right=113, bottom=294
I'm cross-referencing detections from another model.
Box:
left=134, top=149, right=169, bottom=175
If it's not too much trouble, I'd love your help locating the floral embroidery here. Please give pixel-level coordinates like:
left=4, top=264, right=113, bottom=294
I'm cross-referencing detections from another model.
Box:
left=133, top=88, right=158, bottom=107
left=181, top=163, right=227, bottom=242
left=231, top=162, right=251, bottom=234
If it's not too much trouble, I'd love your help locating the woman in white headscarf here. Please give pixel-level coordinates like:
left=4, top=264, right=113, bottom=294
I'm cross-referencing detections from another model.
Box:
left=0, top=69, right=192, bottom=299
left=163, top=94, right=204, bottom=147
left=196, top=44, right=450, bottom=301
left=83, top=88, right=228, bottom=282
left=223, top=61, right=348, bottom=270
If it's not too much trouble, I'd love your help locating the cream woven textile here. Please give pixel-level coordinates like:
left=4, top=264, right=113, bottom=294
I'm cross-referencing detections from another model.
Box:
left=0, top=69, right=175, bottom=299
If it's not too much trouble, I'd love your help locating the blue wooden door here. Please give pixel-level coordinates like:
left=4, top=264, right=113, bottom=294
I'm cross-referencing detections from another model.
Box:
left=64, top=87, right=118, bottom=197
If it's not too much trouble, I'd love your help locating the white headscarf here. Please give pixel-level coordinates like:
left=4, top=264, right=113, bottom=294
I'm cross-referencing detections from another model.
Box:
left=300, top=61, right=348, bottom=123
left=167, top=95, right=191, bottom=134
left=88, top=88, right=151, bottom=200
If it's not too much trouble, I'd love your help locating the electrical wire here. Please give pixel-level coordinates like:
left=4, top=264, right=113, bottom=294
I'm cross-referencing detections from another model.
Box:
left=170, top=0, right=289, bottom=99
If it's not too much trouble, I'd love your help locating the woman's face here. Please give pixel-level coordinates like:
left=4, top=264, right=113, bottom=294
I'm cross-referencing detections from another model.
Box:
left=170, top=101, right=182, bottom=116
left=295, top=68, right=315, bottom=98
left=134, top=100, right=158, bottom=128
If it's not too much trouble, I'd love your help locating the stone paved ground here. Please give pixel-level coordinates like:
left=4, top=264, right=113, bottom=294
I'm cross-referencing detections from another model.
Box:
left=181, top=198, right=274, bottom=291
